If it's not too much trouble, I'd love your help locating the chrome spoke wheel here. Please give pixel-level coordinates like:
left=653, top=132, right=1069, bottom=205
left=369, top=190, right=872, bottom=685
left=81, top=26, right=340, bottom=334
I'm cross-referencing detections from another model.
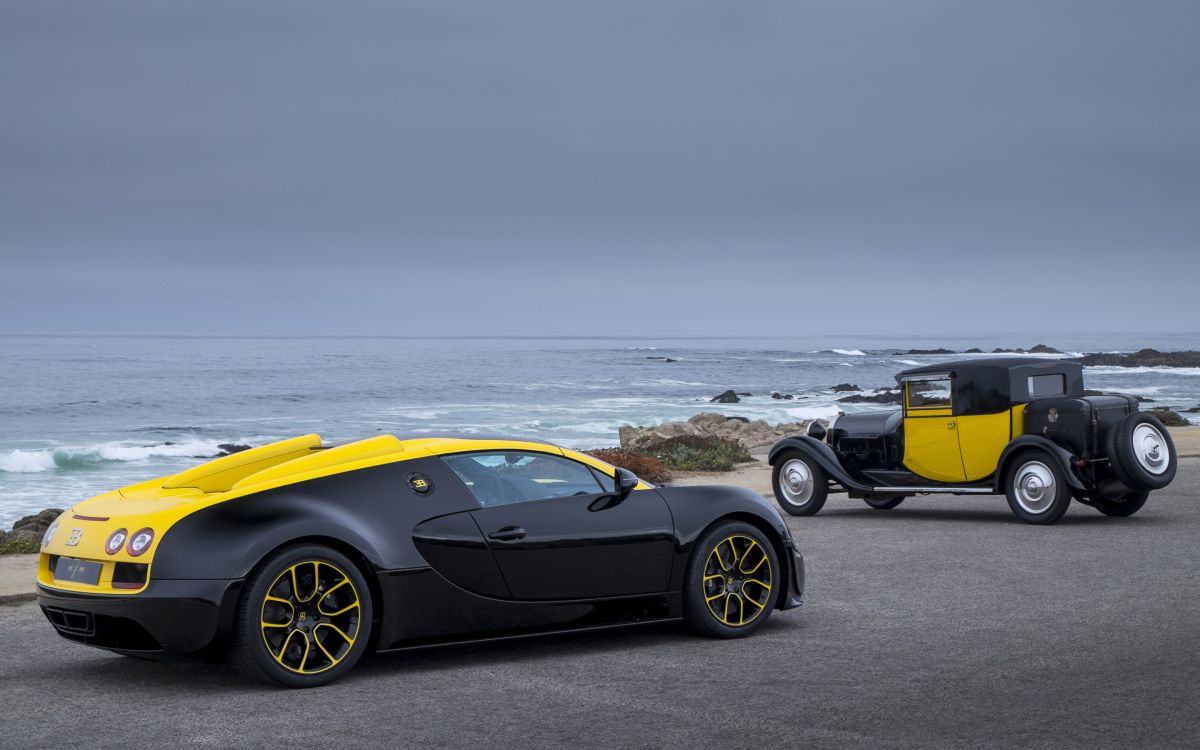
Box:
left=778, top=459, right=814, bottom=506
left=1131, top=423, right=1168, bottom=475
left=1013, top=461, right=1056, bottom=514
left=702, top=535, right=772, bottom=627
left=260, top=560, right=361, bottom=675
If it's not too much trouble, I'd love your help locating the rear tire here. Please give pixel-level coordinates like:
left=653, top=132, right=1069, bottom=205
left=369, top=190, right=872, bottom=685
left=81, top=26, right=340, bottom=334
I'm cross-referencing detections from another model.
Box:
left=863, top=495, right=906, bottom=510
left=772, top=451, right=828, bottom=516
left=1106, top=413, right=1176, bottom=491
left=683, top=521, right=779, bottom=638
left=1004, top=451, right=1072, bottom=525
left=229, top=543, right=373, bottom=688
left=1093, top=491, right=1149, bottom=517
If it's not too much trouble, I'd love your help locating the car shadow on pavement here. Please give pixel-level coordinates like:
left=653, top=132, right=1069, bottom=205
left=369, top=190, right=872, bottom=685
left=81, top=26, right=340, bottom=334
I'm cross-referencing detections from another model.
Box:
left=810, top=505, right=1168, bottom=526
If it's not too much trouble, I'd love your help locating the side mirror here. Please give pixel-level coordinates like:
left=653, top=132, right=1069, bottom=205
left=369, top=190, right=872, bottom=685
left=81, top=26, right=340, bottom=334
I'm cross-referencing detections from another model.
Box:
left=614, top=467, right=639, bottom=497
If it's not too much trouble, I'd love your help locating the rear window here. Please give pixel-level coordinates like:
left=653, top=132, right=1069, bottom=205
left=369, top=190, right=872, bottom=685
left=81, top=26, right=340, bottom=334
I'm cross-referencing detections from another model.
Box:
left=1028, top=374, right=1066, bottom=398
left=905, top=378, right=951, bottom=409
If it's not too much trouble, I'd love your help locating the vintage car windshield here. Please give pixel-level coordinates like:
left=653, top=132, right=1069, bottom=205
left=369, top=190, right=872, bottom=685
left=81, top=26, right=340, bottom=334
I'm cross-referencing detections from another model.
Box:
left=905, top=378, right=952, bottom=409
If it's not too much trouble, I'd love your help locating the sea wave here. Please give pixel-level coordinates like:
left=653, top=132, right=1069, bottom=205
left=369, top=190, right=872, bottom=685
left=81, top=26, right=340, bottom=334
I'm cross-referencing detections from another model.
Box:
left=1084, top=366, right=1200, bottom=376
left=830, top=349, right=867, bottom=356
left=0, top=439, right=227, bottom=474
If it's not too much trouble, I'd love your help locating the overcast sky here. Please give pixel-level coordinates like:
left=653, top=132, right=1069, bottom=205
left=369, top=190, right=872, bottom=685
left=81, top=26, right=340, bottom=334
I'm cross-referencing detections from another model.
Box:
left=1, top=1, right=1197, bottom=337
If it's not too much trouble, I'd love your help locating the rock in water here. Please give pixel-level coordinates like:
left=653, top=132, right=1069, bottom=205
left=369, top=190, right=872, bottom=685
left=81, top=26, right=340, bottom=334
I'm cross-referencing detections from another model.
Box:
left=1072, top=349, right=1200, bottom=368
left=217, top=443, right=253, bottom=455
left=831, top=383, right=860, bottom=392
left=837, top=389, right=904, bottom=405
left=1029, top=344, right=1062, bottom=354
left=710, top=390, right=740, bottom=403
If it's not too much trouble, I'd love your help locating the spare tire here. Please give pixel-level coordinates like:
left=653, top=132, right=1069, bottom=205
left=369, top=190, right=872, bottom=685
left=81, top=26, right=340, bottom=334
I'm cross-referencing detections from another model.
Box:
left=1106, top=413, right=1176, bottom=491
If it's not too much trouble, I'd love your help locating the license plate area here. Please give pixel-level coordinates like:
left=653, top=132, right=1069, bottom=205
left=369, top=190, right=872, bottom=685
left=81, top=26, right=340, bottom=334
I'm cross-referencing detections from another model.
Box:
left=54, top=556, right=102, bottom=586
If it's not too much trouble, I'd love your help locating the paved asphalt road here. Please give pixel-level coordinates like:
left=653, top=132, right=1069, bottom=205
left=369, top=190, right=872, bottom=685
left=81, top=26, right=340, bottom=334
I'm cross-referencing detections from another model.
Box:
left=2, top=462, right=1198, bottom=750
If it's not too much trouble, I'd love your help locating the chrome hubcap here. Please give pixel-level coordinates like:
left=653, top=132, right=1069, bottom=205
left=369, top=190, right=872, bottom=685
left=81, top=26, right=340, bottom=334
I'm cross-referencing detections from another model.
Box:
left=779, top=459, right=813, bottom=506
left=1014, top=461, right=1056, bottom=514
left=1132, top=423, right=1168, bottom=475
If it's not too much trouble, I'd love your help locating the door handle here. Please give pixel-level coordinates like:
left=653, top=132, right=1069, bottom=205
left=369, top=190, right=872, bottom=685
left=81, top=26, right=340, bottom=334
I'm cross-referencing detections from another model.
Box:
left=487, top=525, right=526, bottom=541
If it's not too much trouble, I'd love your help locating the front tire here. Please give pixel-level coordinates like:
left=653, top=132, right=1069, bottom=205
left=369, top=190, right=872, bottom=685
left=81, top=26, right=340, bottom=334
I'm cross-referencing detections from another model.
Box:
left=1004, top=451, right=1072, bottom=524
left=683, top=521, right=779, bottom=638
left=230, top=543, right=373, bottom=688
left=1093, top=491, right=1149, bottom=517
left=772, top=451, right=828, bottom=516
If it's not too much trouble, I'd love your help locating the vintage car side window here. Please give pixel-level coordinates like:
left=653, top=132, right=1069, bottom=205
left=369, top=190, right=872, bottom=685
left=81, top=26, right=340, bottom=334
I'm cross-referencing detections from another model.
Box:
left=1028, top=374, right=1066, bottom=398
left=906, top=378, right=952, bottom=409
left=442, top=451, right=605, bottom=507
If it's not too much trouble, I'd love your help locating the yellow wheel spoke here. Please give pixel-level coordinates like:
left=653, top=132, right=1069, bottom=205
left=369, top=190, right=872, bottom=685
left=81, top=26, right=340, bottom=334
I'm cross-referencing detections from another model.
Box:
left=713, top=545, right=728, bottom=571
left=740, top=551, right=767, bottom=575
left=314, top=633, right=339, bottom=665
left=744, top=578, right=770, bottom=590
left=274, top=629, right=301, bottom=665
left=315, top=622, right=355, bottom=645
left=706, top=591, right=725, bottom=603
left=321, top=601, right=360, bottom=617
left=261, top=620, right=291, bottom=629
left=703, top=573, right=723, bottom=582
left=742, top=594, right=765, bottom=610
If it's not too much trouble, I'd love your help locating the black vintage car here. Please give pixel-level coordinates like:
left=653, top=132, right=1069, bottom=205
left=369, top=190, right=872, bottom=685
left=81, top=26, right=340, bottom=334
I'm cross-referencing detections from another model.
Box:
left=768, top=358, right=1177, bottom=524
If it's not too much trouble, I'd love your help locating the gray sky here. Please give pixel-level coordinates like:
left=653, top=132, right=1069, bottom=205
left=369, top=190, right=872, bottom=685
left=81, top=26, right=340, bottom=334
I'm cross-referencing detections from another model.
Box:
left=2, top=1, right=1197, bottom=336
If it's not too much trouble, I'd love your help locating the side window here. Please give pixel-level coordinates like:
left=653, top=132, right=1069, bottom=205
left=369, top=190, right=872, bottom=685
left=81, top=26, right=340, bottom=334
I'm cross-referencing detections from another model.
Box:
left=442, top=451, right=606, bottom=508
left=905, top=378, right=952, bottom=409
left=1028, top=374, right=1065, bottom=398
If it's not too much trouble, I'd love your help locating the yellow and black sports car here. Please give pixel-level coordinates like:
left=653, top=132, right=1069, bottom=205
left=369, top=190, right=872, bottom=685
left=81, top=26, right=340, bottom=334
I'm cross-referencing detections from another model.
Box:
left=38, top=434, right=804, bottom=687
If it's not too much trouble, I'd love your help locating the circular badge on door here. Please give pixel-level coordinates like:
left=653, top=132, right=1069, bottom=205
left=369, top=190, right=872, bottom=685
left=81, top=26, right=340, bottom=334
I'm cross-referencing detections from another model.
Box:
left=406, top=472, right=434, bottom=495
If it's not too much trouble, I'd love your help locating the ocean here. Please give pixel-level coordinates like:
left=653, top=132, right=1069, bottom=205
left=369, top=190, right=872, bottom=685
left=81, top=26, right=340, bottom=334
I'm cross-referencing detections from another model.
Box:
left=2, top=333, right=1198, bottom=526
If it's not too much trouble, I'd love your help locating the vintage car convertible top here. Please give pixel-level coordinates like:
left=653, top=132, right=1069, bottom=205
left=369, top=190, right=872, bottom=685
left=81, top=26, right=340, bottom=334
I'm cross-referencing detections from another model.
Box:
left=769, top=358, right=1177, bottom=524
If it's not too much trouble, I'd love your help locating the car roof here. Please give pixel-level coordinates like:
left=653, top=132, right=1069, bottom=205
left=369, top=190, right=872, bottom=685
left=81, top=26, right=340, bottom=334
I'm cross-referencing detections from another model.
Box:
left=896, top=357, right=1064, bottom=380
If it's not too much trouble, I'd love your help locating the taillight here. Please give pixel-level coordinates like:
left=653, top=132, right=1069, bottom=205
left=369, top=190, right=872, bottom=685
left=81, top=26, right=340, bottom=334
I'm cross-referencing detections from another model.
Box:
left=126, top=528, right=154, bottom=556
left=105, top=528, right=128, bottom=555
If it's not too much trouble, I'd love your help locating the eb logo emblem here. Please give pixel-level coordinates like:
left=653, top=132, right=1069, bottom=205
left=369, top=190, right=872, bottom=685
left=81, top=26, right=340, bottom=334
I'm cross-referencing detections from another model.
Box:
left=406, top=472, right=434, bottom=495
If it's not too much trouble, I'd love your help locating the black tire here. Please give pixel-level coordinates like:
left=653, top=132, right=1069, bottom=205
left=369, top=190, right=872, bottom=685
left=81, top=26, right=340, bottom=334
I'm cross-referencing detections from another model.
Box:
left=771, top=451, right=828, bottom=516
left=863, top=495, right=906, bottom=510
left=230, top=543, right=373, bottom=688
left=1093, top=491, right=1150, bottom=517
left=1106, top=413, right=1176, bottom=491
left=1004, top=450, right=1072, bottom=525
left=683, top=521, right=779, bottom=638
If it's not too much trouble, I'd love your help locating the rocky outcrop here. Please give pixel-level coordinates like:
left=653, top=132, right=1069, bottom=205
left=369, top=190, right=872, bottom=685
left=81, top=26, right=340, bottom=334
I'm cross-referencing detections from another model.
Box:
left=963, top=348, right=984, bottom=354
left=7, top=508, right=64, bottom=542
left=619, top=412, right=810, bottom=453
left=710, top=390, right=740, bottom=403
left=217, top=443, right=252, bottom=455
left=770, top=392, right=795, bottom=400
left=1028, top=344, right=1062, bottom=354
left=1147, top=408, right=1190, bottom=427
left=905, top=348, right=955, bottom=355
left=1072, top=349, right=1200, bottom=368
left=831, top=383, right=860, bottom=392
left=838, top=389, right=904, bottom=405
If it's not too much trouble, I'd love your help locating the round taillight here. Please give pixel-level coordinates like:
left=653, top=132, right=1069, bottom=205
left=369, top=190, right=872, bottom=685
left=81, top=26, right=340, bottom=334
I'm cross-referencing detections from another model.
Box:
left=105, top=528, right=128, bottom=555
left=41, top=517, right=61, bottom=550
left=126, top=528, right=154, bottom=557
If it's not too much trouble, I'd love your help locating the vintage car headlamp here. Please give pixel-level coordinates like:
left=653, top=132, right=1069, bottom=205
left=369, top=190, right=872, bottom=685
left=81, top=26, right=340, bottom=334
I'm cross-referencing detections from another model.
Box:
left=105, top=528, right=128, bottom=555
left=126, top=528, right=155, bottom=557
left=806, top=420, right=828, bottom=441
left=41, top=517, right=61, bottom=550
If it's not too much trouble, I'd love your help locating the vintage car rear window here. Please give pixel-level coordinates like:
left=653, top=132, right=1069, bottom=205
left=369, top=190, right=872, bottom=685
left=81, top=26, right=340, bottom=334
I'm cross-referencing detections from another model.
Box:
left=1028, top=373, right=1066, bottom=398
left=906, top=378, right=951, bottom=408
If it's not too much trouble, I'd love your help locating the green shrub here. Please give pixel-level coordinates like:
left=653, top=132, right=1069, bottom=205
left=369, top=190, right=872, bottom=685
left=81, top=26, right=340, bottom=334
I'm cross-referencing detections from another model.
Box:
left=586, top=449, right=673, bottom=484
left=0, top=537, right=40, bottom=556
left=645, top=435, right=753, bottom=472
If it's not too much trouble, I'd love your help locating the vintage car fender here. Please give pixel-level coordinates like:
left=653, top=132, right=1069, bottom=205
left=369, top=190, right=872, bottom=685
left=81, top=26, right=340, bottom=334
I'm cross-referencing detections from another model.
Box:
left=992, top=436, right=1088, bottom=492
left=767, top=436, right=874, bottom=493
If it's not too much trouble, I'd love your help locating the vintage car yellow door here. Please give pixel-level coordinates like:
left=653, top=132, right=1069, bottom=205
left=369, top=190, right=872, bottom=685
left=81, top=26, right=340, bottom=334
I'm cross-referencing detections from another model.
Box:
left=902, top=375, right=967, bottom=482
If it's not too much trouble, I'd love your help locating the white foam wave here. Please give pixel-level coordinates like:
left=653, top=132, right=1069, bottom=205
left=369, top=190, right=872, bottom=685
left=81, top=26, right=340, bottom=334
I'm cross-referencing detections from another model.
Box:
left=831, top=349, right=867, bottom=356
left=895, top=359, right=920, bottom=366
left=0, top=439, right=226, bottom=473
left=784, top=405, right=843, bottom=421
left=1085, top=366, right=1200, bottom=376
left=0, top=449, right=57, bottom=473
